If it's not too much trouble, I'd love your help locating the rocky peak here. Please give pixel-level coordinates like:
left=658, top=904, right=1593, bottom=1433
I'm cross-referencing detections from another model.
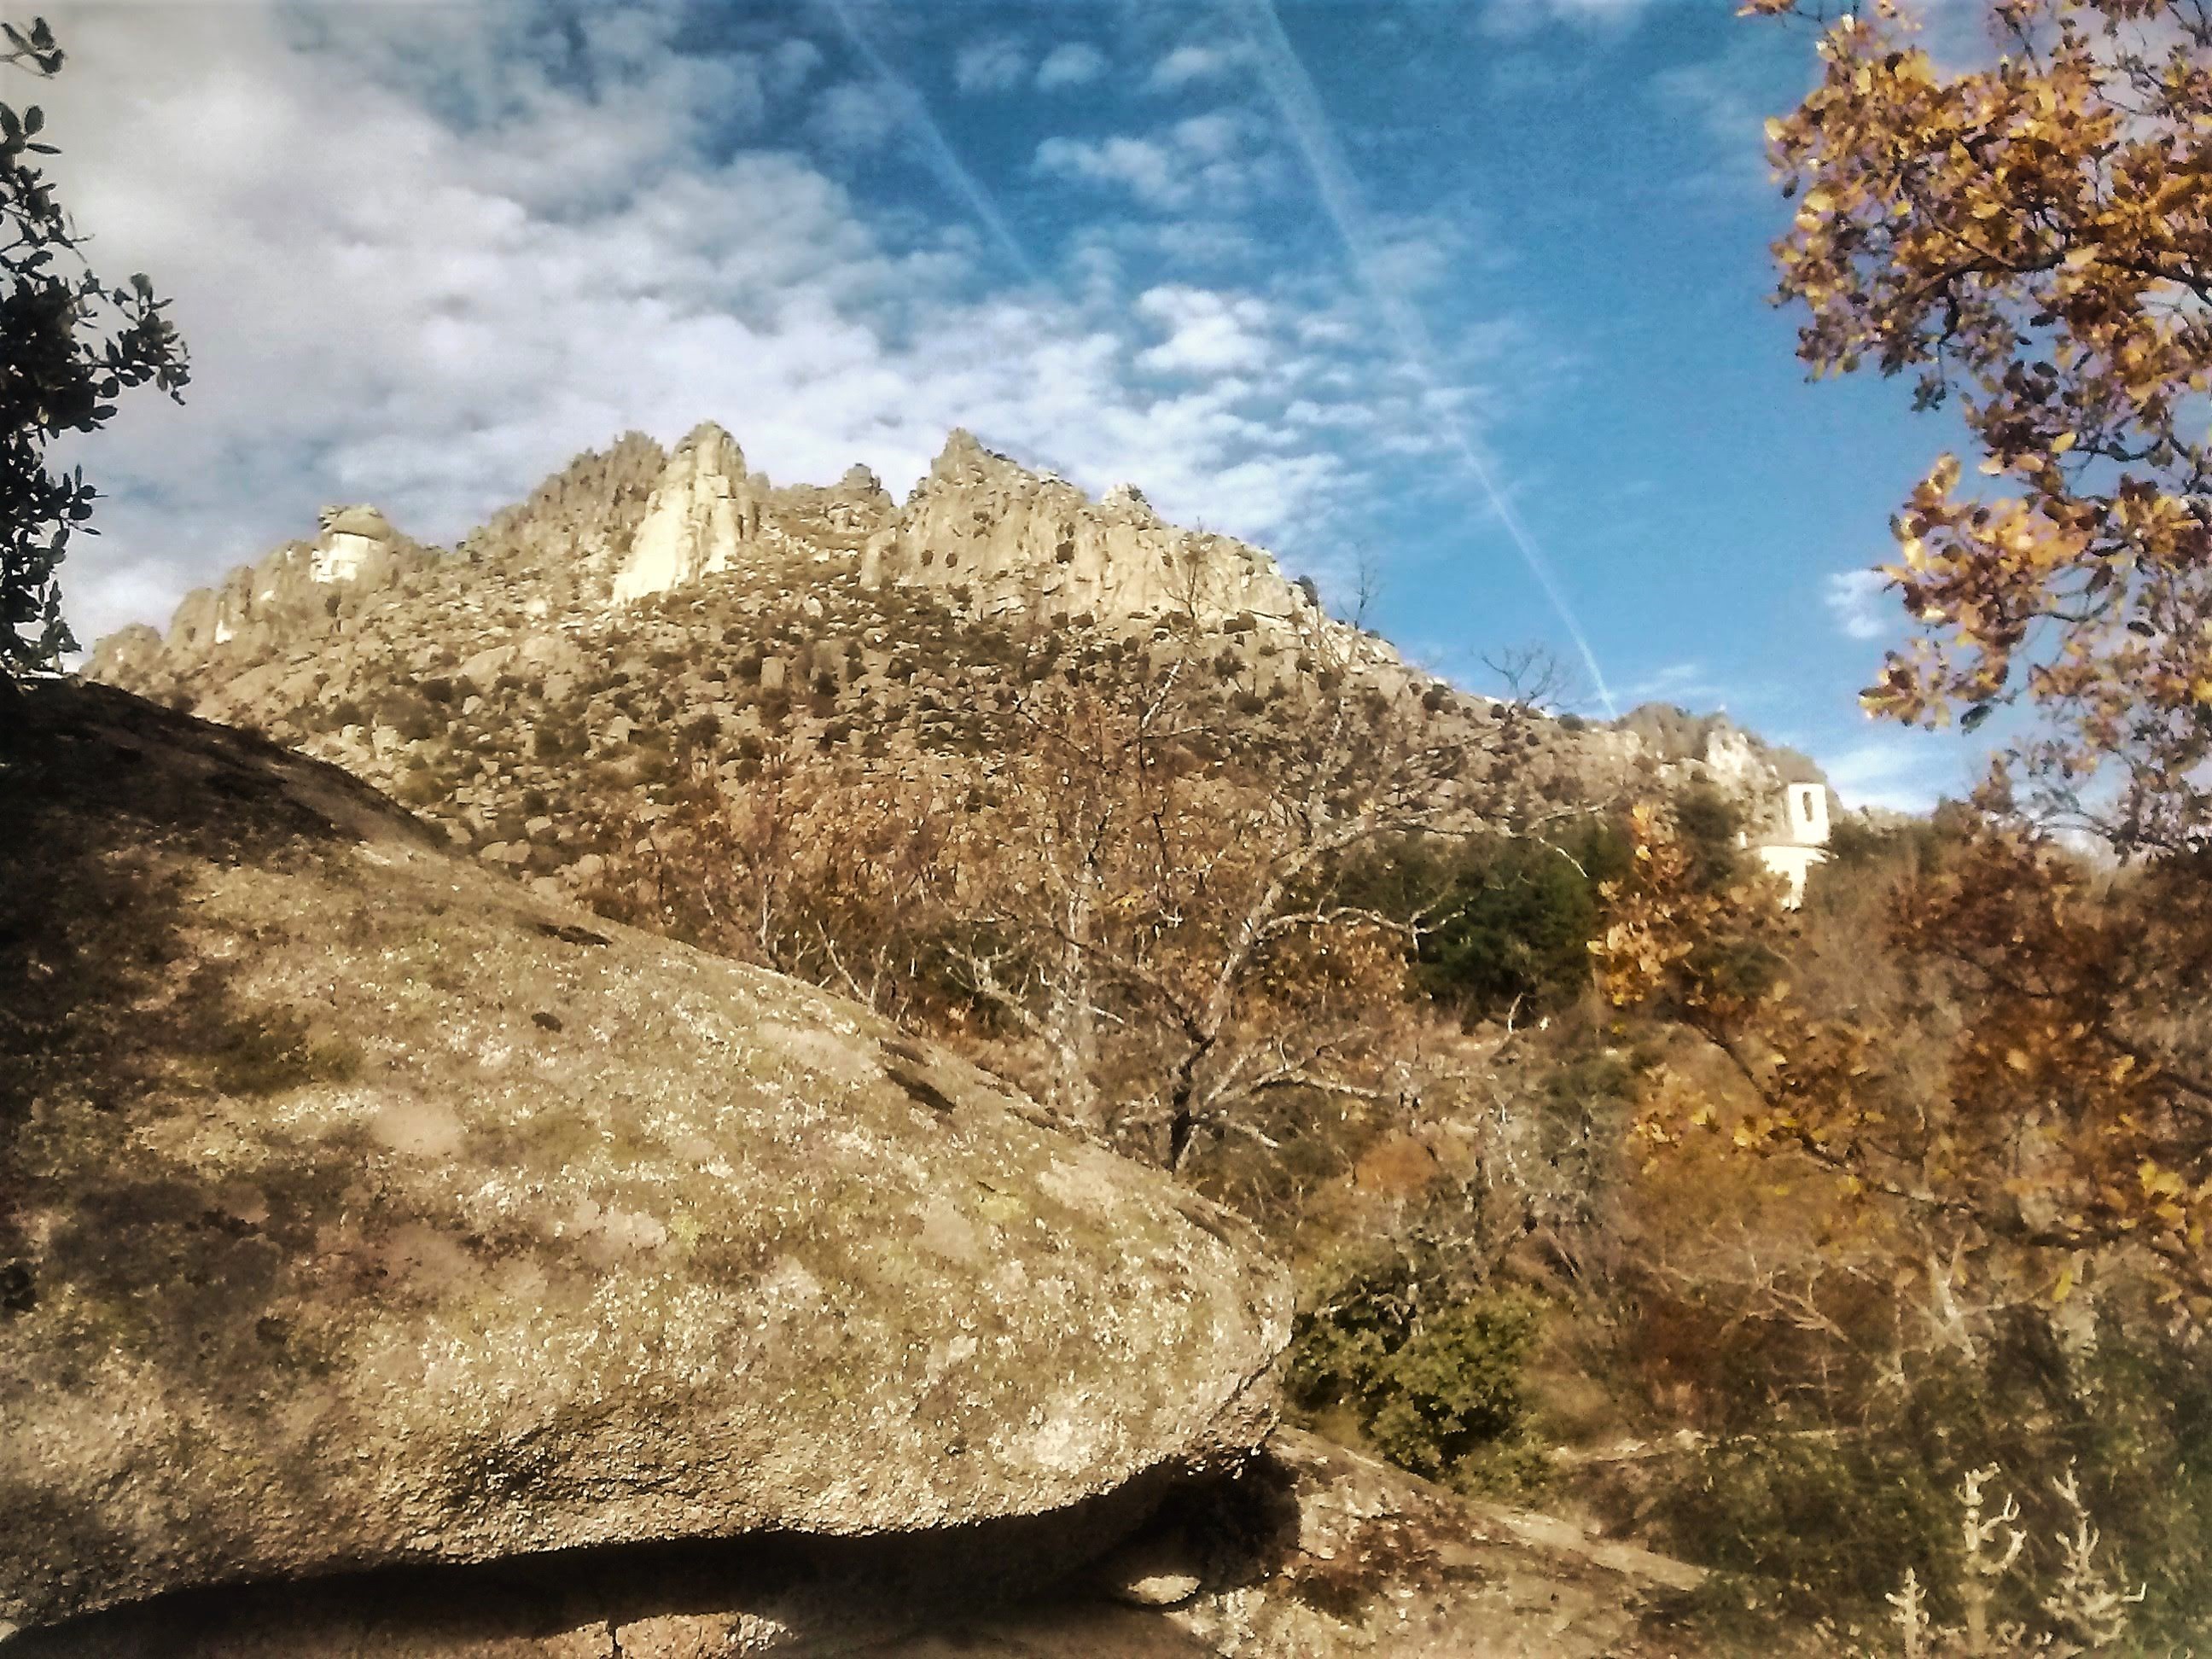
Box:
left=608, top=422, right=766, bottom=607
left=860, top=428, right=1319, bottom=635
left=463, top=431, right=667, bottom=581
left=310, top=503, right=396, bottom=584
left=1099, top=482, right=1159, bottom=526
left=109, top=502, right=426, bottom=675
left=678, top=418, right=745, bottom=472
left=929, top=426, right=997, bottom=480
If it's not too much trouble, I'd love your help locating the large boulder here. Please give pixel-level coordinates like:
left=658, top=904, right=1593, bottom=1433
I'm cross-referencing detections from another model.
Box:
left=0, top=682, right=1291, bottom=1639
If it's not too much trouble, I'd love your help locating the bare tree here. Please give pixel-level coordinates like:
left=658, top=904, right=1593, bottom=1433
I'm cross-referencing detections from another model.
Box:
left=950, top=598, right=1568, bottom=1169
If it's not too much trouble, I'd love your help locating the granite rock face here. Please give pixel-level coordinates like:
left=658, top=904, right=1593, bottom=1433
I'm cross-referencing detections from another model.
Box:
left=105, top=503, right=430, bottom=680
left=609, top=423, right=770, bottom=606
left=857, top=429, right=1320, bottom=632
left=0, top=682, right=1292, bottom=1639
left=608, top=426, right=897, bottom=608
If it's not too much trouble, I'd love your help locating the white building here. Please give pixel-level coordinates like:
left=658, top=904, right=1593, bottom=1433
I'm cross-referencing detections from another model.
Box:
left=1744, top=782, right=1830, bottom=907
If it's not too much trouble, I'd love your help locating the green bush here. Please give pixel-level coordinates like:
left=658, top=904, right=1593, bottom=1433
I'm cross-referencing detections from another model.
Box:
left=1365, top=1295, right=1543, bottom=1477
left=1342, top=822, right=1628, bottom=1020
left=1673, top=782, right=1743, bottom=891
left=1287, top=1247, right=1545, bottom=1488
left=1657, top=1435, right=1954, bottom=1624
left=1641, top=1312, right=2212, bottom=1642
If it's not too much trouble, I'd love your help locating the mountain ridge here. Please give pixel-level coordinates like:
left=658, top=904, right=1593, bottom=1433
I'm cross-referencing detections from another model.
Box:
left=86, top=421, right=1824, bottom=922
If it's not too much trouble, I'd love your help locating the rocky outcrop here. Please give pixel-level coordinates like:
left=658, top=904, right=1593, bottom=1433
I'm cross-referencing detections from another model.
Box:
left=89, top=504, right=426, bottom=684
left=84, top=417, right=1824, bottom=923
left=0, top=681, right=1292, bottom=1640
left=608, top=423, right=770, bottom=606
left=859, top=429, right=1321, bottom=632
left=1154, top=1429, right=1703, bottom=1656
left=606, top=428, right=900, bottom=608
left=859, top=1429, right=1704, bottom=1658
left=461, top=431, right=667, bottom=582
left=311, top=504, right=398, bottom=583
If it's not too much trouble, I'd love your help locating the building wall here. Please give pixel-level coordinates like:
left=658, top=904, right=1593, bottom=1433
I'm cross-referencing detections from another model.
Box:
left=1757, top=841, right=1829, bottom=907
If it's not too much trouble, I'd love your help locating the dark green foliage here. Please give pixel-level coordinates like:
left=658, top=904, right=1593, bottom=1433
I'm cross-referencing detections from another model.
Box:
left=1661, top=1435, right=1955, bottom=1625
left=3, top=18, right=188, bottom=673
left=375, top=691, right=441, bottom=743
left=1421, top=830, right=1627, bottom=1018
left=1345, top=822, right=1628, bottom=1021
left=533, top=720, right=579, bottom=761
left=1365, top=1295, right=1545, bottom=1479
left=1643, top=1307, right=2212, bottom=1641
left=1672, top=783, right=1743, bottom=891
left=1287, top=1243, right=1545, bottom=1487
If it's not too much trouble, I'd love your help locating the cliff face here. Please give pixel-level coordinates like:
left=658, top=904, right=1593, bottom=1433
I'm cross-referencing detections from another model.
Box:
left=859, top=429, right=1318, bottom=633
left=85, top=504, right=434, bottom=690
left=93, top=424, right=1352, bottom=690
left=606, top=423, right=894, bottom=608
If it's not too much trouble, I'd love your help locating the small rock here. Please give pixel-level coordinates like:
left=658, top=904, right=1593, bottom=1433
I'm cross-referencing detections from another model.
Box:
left=1112, top=1570, right=1202, bottom=1610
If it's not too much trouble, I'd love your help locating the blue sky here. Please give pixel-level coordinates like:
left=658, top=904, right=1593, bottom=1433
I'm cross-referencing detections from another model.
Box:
left=41, top=0, right=1994, bottom=808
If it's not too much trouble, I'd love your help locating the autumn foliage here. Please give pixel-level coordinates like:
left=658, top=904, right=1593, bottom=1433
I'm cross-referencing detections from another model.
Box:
left=1597, top=806, right=2212, bottom=1320
left=1758, top=0, right=2212, bottom=851
left=1591, top=0, right=2212, bottom=1339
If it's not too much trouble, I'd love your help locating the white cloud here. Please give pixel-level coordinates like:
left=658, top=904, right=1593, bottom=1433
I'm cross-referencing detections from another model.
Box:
left=1820, top=732, right=1963, bottom=814
left=1035, top=134, right=1182, bottom=207
left=1033, top=111, right=1278, bottom=211
left=1481, top=0, right=1653, bottom=38
left=953, top=36, right=1028, bottom=95
left=1036, top=42, right=1109, bottom=90
left=1825, top=568, right=1894, bottom=641
left=1135, top=286, right=1273, bottom=375
left=1148, top=41, right=1250, bottom=91
left=1620, top=661, right=1727, bottom=707
left=810, top=79, right=901, bottom=153
left=768, top=38, right=824, bottom=95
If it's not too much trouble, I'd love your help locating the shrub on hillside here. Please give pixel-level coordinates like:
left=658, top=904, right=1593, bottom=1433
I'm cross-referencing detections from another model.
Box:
left=1672, top=782, right=1743, bottom=891
left=1343, top=822, right=1628, bottom=1022
left=1287, top=1244, right=1545, bottom=1493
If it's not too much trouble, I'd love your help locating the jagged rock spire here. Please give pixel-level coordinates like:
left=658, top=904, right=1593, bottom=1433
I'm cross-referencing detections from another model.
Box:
left=609, top=423, right=763, bottom=607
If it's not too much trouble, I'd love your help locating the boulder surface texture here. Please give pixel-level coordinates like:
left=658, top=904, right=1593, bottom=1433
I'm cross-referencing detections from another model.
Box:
left=0, top=682, right=1291, bottom=1638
